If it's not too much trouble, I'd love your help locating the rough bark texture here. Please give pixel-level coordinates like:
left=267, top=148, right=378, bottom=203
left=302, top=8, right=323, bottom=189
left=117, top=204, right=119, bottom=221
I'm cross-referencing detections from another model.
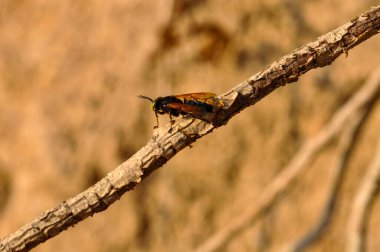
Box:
left=0, top=5, right=379, bottom=252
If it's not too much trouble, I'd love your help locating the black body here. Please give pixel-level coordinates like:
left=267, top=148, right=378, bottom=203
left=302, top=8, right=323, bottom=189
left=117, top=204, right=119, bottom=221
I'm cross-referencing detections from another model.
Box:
left=154, top=96, right=213, bottom=117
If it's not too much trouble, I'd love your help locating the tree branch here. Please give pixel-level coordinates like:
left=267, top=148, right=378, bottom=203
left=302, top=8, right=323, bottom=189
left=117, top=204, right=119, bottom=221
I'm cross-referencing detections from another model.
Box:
left=1, top=5, right=379, bottom=252
left=346, top=138, right=380, bottom=252
left=291, top=107, right=369, bottom=252
left=194, top=68, right=380, bottom=252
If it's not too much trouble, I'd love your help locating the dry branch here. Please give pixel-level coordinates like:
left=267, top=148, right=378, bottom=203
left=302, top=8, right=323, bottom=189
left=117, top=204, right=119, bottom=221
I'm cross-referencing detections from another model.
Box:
left=347, top=138, right=380, bottom=252
left=1, top=5, right=380, bottom=252
left=195, top=69, right=380, bottom=252
left=291, top=108, right=369, bottom=252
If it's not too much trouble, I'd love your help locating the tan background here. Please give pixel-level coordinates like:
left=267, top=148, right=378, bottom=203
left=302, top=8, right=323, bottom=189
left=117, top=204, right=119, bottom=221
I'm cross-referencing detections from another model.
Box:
left=0, top=1, right=380, bottom=251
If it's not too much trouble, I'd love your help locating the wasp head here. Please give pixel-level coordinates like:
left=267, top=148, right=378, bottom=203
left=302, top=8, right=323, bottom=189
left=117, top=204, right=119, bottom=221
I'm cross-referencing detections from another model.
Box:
left=151, top=97, right=166, bottom=114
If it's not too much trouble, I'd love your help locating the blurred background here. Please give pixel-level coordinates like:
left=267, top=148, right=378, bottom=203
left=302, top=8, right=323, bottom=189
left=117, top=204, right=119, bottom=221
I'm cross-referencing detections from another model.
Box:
left=0, top=0, right=380, bottom=251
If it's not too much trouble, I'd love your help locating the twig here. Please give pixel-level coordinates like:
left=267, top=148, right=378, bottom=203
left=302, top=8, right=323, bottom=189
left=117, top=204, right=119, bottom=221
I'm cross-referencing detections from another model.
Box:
left=194, top=69, right=380, bottom=252
left=346, top=138, right=380, bottom=252
left=1, top=6, right=379, bottom=252
left=291, top=108, right=370, bottom=252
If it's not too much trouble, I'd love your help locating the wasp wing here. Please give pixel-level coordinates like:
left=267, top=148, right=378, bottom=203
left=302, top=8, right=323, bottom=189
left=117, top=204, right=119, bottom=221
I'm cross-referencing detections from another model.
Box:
left=166, top=93, right=223, bottom=122
left=175, top=92, right=223, bottom=107
left=175, top=92, right=216, bottom=102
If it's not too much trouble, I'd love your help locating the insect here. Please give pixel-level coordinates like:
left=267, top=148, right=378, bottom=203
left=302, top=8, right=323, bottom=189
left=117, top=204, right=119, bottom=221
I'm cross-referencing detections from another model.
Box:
left=138, top=92, right=223, bottom=131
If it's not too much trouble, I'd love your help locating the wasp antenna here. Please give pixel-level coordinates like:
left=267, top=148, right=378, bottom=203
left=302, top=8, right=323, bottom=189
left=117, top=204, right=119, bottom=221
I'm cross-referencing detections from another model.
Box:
left=138, top=95, right=154, bottom=103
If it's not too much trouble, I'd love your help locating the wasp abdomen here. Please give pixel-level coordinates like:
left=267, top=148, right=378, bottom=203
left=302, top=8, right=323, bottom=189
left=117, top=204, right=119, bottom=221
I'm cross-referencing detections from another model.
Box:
left=184, top=99, right=213, bottom=112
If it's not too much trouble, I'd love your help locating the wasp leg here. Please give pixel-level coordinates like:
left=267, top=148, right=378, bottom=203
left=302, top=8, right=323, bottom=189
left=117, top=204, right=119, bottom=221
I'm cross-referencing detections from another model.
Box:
left=154, top=111, right=159, bottom=129
left=168, top=112, right=175, bottom=132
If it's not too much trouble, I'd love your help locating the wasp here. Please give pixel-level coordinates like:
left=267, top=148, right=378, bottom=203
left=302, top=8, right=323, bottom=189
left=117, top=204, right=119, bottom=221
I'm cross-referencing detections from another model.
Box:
left=138, top=92, right=223, bottom=130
